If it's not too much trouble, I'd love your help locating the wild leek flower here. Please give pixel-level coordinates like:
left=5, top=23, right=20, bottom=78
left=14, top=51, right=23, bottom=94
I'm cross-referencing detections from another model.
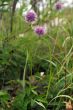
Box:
left=24, top=9, right=37, bottom=23
left=55, top=2, right=63, bottom=10
left=34, top=25, right=47, bottom=36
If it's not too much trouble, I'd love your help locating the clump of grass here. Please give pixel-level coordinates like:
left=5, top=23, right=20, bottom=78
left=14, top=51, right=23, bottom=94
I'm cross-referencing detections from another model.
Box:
left=0, top=0, right=73, bottom=110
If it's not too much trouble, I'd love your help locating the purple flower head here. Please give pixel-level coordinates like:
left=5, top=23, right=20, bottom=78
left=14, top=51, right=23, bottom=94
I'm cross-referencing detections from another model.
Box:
left=25, top=9, right=37, bottom=23
left=34, top=25, right=47, bottom=36
left=55, top=2, right=63, bottom=10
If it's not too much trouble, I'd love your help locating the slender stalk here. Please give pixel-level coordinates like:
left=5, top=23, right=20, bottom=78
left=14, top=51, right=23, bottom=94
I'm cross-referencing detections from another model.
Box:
left=23, top=50, right=28, bottom=90
left=64, top=42, right=67, bottom=89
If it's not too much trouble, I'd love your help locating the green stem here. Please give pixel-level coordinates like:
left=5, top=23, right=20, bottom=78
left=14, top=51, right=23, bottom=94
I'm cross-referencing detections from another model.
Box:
left=23, top=50, right=28, bottom=90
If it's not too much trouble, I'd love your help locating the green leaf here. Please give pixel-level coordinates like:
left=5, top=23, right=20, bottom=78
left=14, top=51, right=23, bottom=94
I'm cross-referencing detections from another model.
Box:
left=34, top=100, right=46, bottom=109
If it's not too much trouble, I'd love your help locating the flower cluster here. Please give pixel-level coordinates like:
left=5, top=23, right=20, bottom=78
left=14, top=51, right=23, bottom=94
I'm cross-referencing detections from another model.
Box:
left=34, top=26, right=47, bottom=36
left=55, top=2, right=63, bottom=10
left=23, top=1, right=63, bottom=37
left=23, top=9, right=47, bottom=36
left=24, top=9, right=37, bottom=23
